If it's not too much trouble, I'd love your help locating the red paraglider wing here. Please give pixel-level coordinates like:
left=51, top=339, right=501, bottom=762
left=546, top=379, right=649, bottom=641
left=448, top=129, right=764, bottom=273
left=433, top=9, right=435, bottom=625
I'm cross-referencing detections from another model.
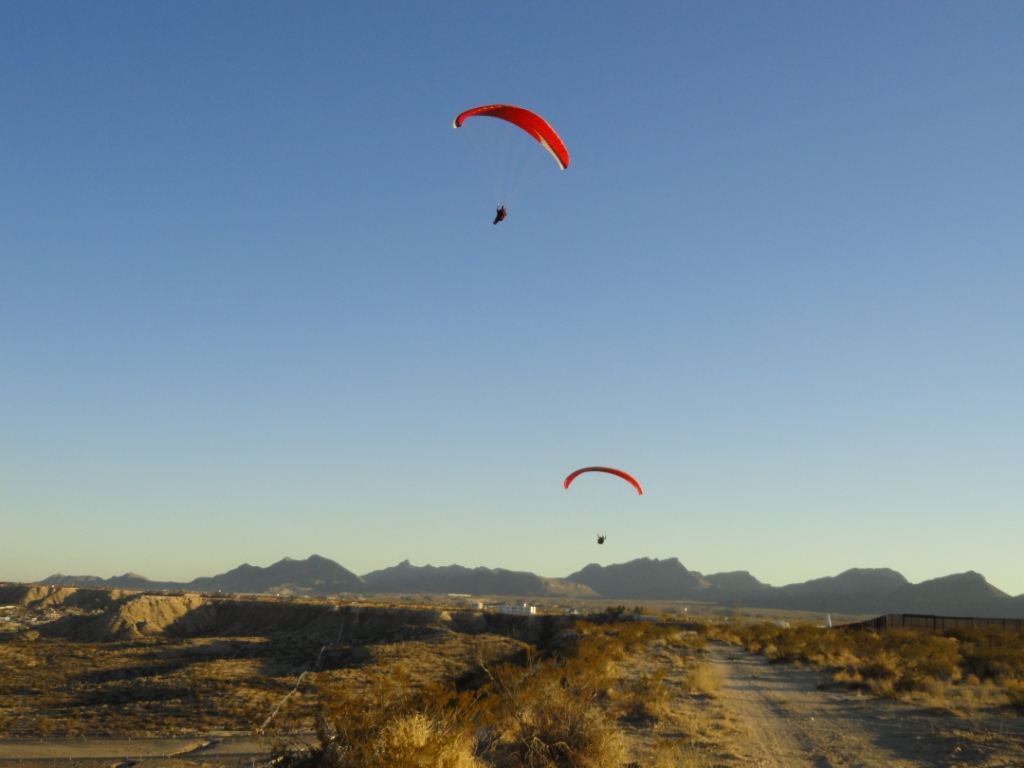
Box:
left=454, top=104, right=569, bottom=170
left=563, top=466, right=643, bottom=495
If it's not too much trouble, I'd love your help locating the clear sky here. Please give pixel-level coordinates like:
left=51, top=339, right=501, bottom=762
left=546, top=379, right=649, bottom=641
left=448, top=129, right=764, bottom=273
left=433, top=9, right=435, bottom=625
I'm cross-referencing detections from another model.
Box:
left=2, top=3, right=1022, bottom=595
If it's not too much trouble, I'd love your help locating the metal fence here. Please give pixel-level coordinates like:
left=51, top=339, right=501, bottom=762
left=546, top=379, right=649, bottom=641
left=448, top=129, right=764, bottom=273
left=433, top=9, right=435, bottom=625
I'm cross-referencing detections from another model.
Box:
left=839, top=613, right=1024, bottom=634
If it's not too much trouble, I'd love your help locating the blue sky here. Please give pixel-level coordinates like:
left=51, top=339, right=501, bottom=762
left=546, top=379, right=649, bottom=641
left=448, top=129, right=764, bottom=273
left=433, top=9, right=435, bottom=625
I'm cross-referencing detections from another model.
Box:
left=3, top=3, right=1023, bottom=595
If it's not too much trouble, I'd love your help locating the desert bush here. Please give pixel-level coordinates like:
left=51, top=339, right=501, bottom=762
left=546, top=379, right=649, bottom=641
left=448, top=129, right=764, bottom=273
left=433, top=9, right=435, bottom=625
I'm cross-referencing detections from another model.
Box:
left=948, top=628, right=1024, bottom=681
left=297, top=667, right=483, bottom=768
left=482, top=658, right=623, bottom=768
left=702, top=623, right=742, bottom=646
left=473, top=621, right=675, bottom=767
left=614, top=669, right=671, bottom=723
left=680, top=660, right=722, bottom=696
left=479, top=638, right=623, bottom=768
left=867, top=676, right=898, bottom=699
left=884, top=631, right=961, bottom=689
left=830, top=668, right=863, bottom=686
left=1004, top=678, right=1024, bottom=712
left=667, top=630, right=708, bottom=655
left=925, top=678, right=1007, bottom=714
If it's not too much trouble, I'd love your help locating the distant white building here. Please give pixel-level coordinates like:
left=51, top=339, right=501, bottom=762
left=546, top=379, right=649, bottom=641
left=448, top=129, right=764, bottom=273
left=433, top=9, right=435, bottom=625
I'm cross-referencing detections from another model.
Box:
left=499, top=603, right=536, bottom=616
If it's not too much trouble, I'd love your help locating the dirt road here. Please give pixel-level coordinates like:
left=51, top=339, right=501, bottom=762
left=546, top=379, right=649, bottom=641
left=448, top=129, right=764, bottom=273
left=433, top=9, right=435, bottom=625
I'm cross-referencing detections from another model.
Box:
left=0, top=734, right=268, bottom=768
left=707, top=643, right=1024, bottom=768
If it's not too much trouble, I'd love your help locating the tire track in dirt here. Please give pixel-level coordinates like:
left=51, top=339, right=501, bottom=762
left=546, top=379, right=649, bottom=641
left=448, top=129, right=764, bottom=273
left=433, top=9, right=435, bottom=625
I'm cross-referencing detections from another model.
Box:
left=709, top=644, right=936, bottom=768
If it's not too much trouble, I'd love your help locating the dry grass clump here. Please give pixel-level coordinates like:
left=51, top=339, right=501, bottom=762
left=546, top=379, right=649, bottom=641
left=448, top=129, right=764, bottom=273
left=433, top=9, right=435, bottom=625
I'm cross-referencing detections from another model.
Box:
left=1004, top=678, right=1024, bottom=712
left=910, top=677, right=1008, bottom=715
left=283, top=667, right=483, bottom=768
left=680, top=660, right=723, bottom=696
left=613, top=669, right=672, bottom=723
left=481, top=650, right=624, bottom=768
left=665, top=629, right=709, bottom=656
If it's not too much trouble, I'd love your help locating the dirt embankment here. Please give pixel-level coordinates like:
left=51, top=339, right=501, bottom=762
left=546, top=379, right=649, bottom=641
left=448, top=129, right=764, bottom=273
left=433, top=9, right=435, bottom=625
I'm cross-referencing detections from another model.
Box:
left=2, top=585, right=569, bottom=643
left=0, top=585, right=124, bottom=612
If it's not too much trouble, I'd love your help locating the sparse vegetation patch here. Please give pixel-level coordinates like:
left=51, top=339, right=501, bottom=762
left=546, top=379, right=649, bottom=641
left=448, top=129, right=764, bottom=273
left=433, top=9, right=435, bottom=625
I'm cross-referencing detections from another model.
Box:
left=715, top=621, right=1024, bottom=714
left=262, top=618, right=711, bottom=768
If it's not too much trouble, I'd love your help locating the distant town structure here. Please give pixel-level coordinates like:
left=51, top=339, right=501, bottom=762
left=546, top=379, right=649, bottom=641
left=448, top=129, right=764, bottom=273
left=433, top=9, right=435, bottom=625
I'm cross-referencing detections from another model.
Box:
left=499, top=603, right=537, bottom=615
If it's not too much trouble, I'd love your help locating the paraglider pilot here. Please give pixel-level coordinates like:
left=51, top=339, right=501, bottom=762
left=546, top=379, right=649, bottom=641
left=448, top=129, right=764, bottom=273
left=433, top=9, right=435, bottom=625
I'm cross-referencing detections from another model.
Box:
left=597, top=534, right=606, bottom=545
left=493, top=205, right=507, bottom=225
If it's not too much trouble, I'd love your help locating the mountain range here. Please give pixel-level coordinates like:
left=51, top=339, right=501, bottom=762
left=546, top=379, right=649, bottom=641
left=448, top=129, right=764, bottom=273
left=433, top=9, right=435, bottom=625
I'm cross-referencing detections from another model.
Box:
left=34, top=555, right=1024, bottom=619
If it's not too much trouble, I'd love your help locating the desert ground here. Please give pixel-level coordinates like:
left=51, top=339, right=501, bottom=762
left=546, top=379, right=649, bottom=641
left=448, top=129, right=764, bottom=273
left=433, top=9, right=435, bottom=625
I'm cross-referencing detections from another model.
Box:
left=2, top=586, right=1023, bottom=767
left=3, top=643, right=1023, bottom=768
left=611, top=635, right=1024, bottom=767
left=705, top=645, right=1024, bottom=767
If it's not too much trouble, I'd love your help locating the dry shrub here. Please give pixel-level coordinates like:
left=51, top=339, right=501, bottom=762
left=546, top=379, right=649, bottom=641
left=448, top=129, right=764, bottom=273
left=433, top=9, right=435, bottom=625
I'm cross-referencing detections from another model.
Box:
left=1005, top=678, right=1024, bottom=712
left=883, top=632, right=961, bottom=690
left=867, top=676, right=898, bottom=699
left=614, top=670, right=671, bottom=723
left=482, top=649, right=624, bottom=768
left=921, top=678, right=1007, bottom=715
left=376, top=714, right=480, bottom=768
left=299, top=667, right=483, bottom=768
left=681, top=660, right=722, bottom=696
left=674, top=704, right=716, bottom=745
left=831, top=668, right=863, bottom=686
left=706, top=627, right=743, bottom=646
left=668, top=630, right=708, bottom=654
left=950, top=628, right=1024, bottom=680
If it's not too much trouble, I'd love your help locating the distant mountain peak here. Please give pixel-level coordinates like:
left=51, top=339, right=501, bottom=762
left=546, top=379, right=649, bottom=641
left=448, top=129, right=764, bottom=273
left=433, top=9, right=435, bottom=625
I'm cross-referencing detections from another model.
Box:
left=566, top=557, right=707, bottom=600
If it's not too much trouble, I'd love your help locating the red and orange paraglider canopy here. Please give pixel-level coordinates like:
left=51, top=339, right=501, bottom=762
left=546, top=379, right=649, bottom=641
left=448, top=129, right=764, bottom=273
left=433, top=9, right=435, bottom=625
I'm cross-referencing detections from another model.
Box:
left=454, top=104, right=570, bottom=170
left=563, top=466, right=643, bottom=495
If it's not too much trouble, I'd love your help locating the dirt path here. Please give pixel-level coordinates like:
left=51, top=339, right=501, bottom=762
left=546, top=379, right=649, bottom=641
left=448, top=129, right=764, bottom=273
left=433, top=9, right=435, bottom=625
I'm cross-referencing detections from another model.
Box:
left=707, top=643, right=1024, bottom=768
left=0, top=734, right=268, bottom=768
